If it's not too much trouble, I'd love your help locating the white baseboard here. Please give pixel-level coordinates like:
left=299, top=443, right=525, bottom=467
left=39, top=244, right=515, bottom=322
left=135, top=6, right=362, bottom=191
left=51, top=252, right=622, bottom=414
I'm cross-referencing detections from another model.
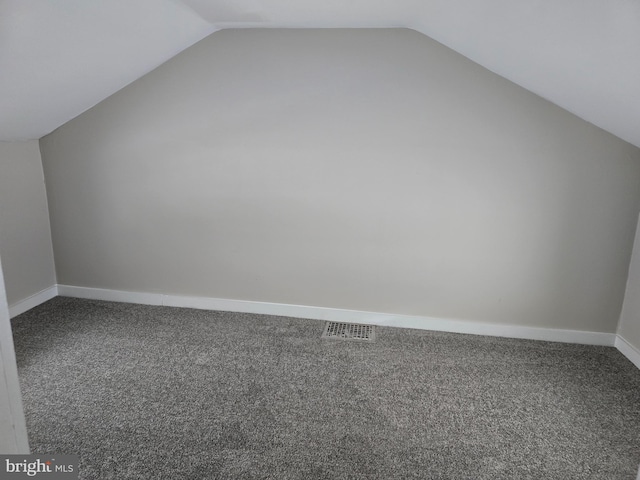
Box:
left=8, top=285, right=58, bottom=318
left=615, top=335, right=640, bottom=370
left=56, top=284, right=616, bottom=346
left=13, top=284, right=638, bottom=368
left=57, top=285, right=163, bottom=306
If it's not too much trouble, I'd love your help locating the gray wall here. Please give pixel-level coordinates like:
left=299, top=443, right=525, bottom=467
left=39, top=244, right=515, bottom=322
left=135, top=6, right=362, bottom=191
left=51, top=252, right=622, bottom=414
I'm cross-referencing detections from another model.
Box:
left=40, top=29, right=640, bottom=332
left=618, top=215, right=640, bottom=352
left=0, top=141, right=56, bottom=307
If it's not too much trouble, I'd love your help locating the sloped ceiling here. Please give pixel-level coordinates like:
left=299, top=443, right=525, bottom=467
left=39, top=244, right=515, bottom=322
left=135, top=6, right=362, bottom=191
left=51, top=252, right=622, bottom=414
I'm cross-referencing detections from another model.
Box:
left=1, top=0, right=639, bottom=148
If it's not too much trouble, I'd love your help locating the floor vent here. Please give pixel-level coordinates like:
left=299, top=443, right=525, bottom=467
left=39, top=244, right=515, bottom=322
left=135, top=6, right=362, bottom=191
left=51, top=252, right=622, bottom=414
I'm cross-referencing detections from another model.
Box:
left=322, top=321, right=376, bottom=342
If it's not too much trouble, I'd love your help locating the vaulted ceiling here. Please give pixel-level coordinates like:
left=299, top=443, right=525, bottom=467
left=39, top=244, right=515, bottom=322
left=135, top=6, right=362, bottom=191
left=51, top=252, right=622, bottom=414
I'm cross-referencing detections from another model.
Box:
left=2, top=0, right=639, bottom=147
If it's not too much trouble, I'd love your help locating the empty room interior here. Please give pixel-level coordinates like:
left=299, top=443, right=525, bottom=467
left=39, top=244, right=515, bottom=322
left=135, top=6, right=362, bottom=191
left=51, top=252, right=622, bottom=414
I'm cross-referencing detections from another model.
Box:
left=1, top=1, right=640, bottom=478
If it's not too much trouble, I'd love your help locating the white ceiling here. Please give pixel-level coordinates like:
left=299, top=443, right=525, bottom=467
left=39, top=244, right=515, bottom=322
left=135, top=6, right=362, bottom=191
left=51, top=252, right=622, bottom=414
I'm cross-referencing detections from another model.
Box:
left=1, top=0, right=639, bottom=148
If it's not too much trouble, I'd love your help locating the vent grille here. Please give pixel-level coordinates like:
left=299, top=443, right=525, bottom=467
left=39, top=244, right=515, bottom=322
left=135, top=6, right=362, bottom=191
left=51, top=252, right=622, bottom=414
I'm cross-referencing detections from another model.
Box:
left=322, top=321, right=375, bottom=342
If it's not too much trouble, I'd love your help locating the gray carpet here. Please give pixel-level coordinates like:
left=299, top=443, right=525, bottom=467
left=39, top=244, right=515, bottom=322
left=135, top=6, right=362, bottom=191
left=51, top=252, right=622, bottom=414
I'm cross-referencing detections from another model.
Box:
left=10, top=297, right=640, bottom=479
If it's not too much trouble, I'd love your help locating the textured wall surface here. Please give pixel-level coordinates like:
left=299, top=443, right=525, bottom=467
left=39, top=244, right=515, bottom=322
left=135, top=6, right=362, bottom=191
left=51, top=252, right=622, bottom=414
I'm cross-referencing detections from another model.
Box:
left=40, top=29, right=640, bottom=332
left=0, top=140, right=56, bottom=306
left=618, top=215, right=640, bottom=353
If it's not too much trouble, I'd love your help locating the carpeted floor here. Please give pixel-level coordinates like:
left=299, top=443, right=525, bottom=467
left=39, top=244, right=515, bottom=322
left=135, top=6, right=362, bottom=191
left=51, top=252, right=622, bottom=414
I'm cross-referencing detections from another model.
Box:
left=10, top=297, right=640, bottom=479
